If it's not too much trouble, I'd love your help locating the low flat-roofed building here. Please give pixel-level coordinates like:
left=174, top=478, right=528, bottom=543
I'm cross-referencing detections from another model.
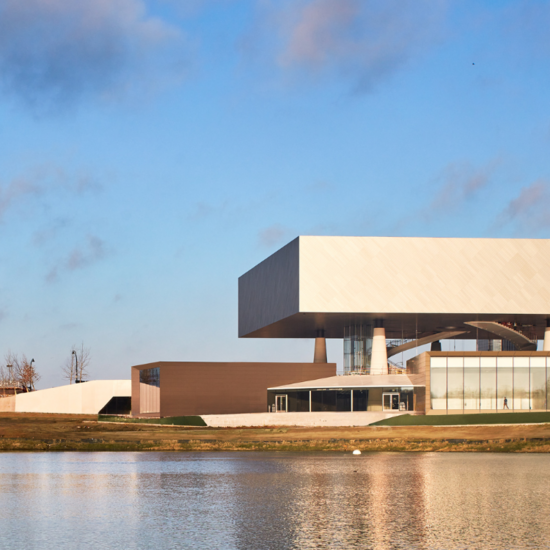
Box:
left=131, top=362, right=336, bottom=417
left=267, top=374, right=425, bottom=414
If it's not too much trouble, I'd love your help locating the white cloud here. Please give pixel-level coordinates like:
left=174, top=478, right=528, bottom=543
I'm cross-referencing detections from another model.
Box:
left=258, top=224, right=292, bottom=248
left=495, top=180, right=550, bottom=234
left=247, top=0, right=448, bottom=92
left=0, top=0, right=187, bottom=112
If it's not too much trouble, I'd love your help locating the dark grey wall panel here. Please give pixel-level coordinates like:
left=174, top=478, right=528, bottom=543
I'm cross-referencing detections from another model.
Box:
left=238, top=237, right=299, bottom=337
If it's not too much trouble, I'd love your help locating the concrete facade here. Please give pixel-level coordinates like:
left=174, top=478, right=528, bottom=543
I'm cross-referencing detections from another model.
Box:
left=201, top=411, right=406, bottom=428
left=0, top=380, right=130, bottom=415
left=239, top=236, right=550, bottom=340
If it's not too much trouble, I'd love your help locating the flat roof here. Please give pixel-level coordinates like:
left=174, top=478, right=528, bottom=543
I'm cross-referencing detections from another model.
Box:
left=268, top=374, right=425, bottom=391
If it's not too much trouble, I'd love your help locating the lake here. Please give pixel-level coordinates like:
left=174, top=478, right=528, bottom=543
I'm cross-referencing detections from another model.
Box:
left=1, top=452, right=549, bottom=549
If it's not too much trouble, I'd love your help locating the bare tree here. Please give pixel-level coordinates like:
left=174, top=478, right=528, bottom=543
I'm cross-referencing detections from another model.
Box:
left=0, top=364, right=8, bottom=386
left=61, top=353, right=76, bottom=384
left=3, top=352, right=20, bottom=391
left=62, top=344, right=91, bottom=383
left=14, top=354, right=40, bottom=392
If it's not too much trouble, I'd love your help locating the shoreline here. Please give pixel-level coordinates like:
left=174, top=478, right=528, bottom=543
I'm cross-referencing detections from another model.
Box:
left=2, top=437, right=550, bottom=453
left=2, top=412, right=550, bottom=453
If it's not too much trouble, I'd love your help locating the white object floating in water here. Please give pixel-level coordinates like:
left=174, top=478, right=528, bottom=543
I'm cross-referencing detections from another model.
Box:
left=352, top=450, right=361, bottom=455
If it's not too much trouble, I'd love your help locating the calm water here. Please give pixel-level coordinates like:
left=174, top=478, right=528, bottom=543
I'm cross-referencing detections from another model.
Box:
left=1, top=452, right=549, bottom=550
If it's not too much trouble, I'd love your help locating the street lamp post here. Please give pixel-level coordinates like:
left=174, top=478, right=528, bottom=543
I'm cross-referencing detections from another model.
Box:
left=6, top=364, right=13, bottom=396
left=29, top=359, right=35, bottom=391
left=72, top=350, right=79, bottom=383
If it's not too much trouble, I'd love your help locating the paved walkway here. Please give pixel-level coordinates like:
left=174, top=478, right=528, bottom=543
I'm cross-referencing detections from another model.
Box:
left=201, top=411, right=406, bottom=428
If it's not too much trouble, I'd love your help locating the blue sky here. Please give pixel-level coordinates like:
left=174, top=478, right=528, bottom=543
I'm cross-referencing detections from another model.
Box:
left=1, top=0, right=549, bottom=387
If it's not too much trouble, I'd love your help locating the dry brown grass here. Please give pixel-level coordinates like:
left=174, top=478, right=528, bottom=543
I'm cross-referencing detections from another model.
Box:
left=1, top=413, right=550, bottom=452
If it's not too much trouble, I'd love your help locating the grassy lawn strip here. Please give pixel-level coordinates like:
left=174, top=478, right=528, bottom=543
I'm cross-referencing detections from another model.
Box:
left=98, top=415, right=207, bottom=427
left=372, top=412, right=550, bottom=426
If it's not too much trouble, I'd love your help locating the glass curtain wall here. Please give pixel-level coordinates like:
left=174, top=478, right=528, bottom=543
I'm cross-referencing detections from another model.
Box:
left=447, top=358, right=464, bottom=410
left=353, top=390, right=368, bottom=411
left=464, top=357, right=480, bottom=411
left=497, top=357, right=513, bottom=411
left=344, top=325, right=373, bottom=374
left=430, top=356, right=549, bottom=412
left=480, top=357, right=497, bottom=410
left=430, top=357, right=447, bottom=410
left=531, top=357, right=546, bottom=410
left=139, top=367, right=160, bottom=414
left=513, top=357, right=529, bottom=410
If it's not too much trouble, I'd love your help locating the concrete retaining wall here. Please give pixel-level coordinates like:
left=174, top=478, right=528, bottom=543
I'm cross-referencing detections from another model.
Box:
left=201, top=411, right=406, bottom=427
left=13, top=380, right=131, bottom=414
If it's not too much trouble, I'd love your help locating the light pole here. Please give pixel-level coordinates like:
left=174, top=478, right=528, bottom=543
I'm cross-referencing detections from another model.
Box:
left=29, top=359, right=35, bottom=391
left=6, top=364, right=13, bottom=396
left=72, top=350, right=78, bottom=383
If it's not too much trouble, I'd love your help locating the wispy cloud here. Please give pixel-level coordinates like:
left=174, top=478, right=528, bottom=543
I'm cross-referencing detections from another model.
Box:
left=46, top=235, right=108, bottom=282
left=0, top=176, right=42, bottom=221
left=427, top=159, right=501, bottom=213
left=258, top=224, right=292, bottom=248
left=246, top=0, right=447, bottom=92
left=494, top=180, right=550, bottom=234
left=66, top=236, right=106, bottom=271
left=306, top=180, right=331, bottom=192
left=0, top=166, right=101, bottom=223
left=0, top=0, right=187, bottom=113
left=59, top=322, right=82, bottom=331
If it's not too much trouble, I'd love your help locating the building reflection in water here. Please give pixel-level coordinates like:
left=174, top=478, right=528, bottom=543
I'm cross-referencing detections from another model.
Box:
left=226, top=453, right=430, bottom=550
left=1, top=453, right=550, bottom=549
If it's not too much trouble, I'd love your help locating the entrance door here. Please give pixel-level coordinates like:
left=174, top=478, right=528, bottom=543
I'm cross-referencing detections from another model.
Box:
left=275, top=395, right=288, bottom=413
left=382, top=393, right=400, bottom=411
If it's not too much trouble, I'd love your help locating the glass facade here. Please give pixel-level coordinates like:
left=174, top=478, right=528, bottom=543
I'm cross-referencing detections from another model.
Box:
left=531, top=357, right=546, bottom=410
left=343, top=325, right=373, bottom=374
left=268, top=388, right=415, bottom=412
left=140, top=367, right=160, bottom=414
left=430, top=356, right=549, bottom=411
left=480, top=357, right=496, bottom=410
left=430, top=357, right=447, bottom=410
left=464, top=357, right=480, bottom=411
left=496, top=357, right=513, bottom=411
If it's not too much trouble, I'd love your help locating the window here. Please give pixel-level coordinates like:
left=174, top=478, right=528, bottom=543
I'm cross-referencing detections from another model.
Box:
left=140, top=367, right=160, bottom=414
left=353, top=390, right=368, bottom=411
left=480, top=357, right=496, bottom=410
left=447, top=357, right=464, bottom=410
left=513, top=357, right=530, bottom=410
left=464, top=357, right=480, bottom=410
left=497, top=357, right=513, bottom=411
left=287, top=391, right=310, bottom=412
left=530, top=357, right=546, bottom=411
left=430, top=357, right=447, bottom=410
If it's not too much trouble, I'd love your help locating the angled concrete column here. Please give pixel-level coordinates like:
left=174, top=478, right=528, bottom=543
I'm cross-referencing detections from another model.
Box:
left=370, top=322, right=388, bottom=375
left=314, top=330, right=327, bottom=363
left=544, top=321, right=550, bottom=351
left=431, top=340, right=441, bottom=352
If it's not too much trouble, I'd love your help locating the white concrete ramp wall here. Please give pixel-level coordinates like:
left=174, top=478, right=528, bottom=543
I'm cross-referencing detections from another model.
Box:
left=202, top=411, right=406, bottom=428
left=0, top=396, right=16, bottom=412
left=14, top=380, right=131, bottom=415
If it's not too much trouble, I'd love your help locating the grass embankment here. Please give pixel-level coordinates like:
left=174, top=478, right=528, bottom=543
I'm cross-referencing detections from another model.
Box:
left=99, top=415, right=206, bottom=426
left=373, top=412, right=550, bottom=427
left=2, top=413, right=550, bottom=452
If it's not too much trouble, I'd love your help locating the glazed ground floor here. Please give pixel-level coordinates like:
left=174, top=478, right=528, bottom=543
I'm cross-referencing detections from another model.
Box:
left=267, top=388, right=417, bottom=413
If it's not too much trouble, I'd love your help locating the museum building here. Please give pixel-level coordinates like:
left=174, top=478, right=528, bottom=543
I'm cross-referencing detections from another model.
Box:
left=132, top=236, right=550, bottom=417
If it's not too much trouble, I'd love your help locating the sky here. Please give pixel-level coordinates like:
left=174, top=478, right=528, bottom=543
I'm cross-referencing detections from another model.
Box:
left=1, top=0, right=550, bottom=388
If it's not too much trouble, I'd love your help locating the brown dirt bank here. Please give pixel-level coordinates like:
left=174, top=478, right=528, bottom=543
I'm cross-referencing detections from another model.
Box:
left=1, top=413, right=550, bottom=452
